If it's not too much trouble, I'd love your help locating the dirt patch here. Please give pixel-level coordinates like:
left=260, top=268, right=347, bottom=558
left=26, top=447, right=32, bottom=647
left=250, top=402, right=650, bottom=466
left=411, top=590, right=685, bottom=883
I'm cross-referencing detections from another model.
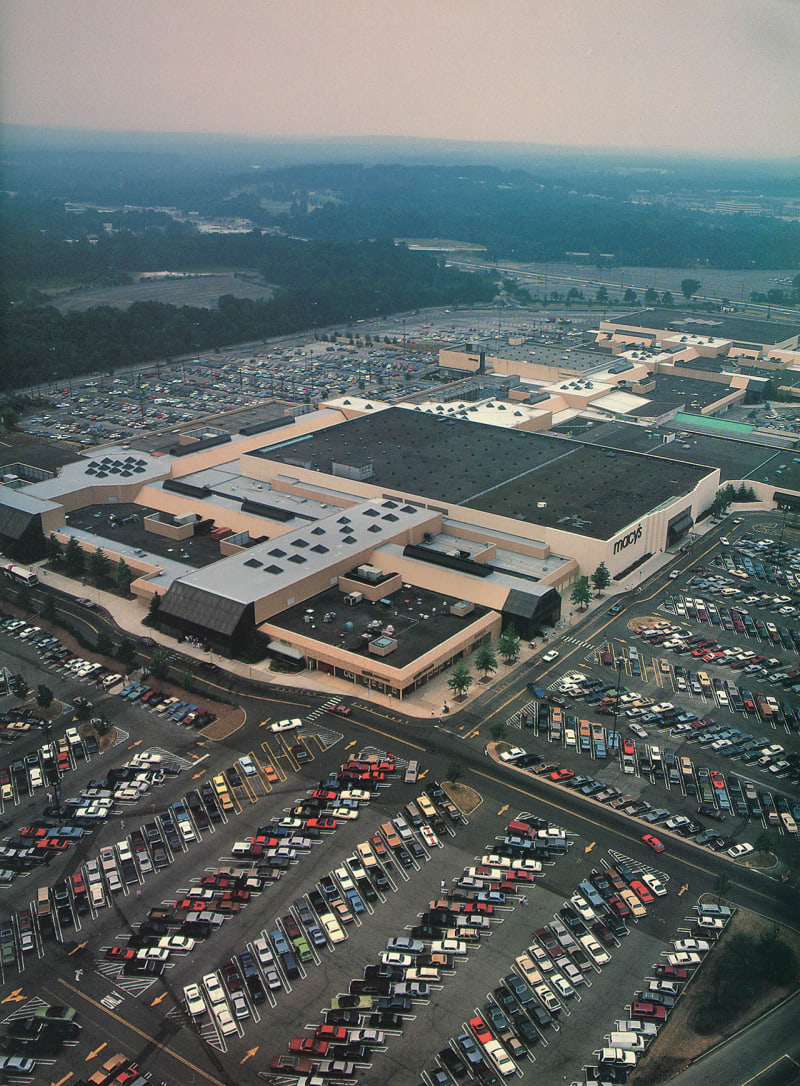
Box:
left=631, top=907, right=800, bottom=1085
left=443, top=780, right=482, bottom=815
left=79, top=722, right=118, bottom=752
left=18, top=698, right=65, bottom=720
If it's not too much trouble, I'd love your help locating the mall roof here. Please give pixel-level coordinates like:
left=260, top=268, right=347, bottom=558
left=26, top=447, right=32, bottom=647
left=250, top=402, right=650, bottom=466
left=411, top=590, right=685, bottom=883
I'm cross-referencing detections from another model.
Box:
left=607, top=309, right=800, bottom=348
left=259, top=408, right=712, bottom=540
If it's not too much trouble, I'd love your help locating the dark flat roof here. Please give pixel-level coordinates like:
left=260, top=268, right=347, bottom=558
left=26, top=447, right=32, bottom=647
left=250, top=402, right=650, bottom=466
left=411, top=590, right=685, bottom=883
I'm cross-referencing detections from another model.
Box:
left=608, top=308, right=800, bottom=347
left=261, top=408, right=712, bottom=540
left=559, top=419, right=796, bottom=487
left=268, top=584, right=490, bottom=671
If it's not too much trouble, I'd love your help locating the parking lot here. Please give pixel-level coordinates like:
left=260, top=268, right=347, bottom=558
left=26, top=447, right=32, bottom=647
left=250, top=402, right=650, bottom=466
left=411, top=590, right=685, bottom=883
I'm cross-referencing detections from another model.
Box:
left=490, top=520, right=800, bottom=875
left=0, top=606, right=745, bottom=1086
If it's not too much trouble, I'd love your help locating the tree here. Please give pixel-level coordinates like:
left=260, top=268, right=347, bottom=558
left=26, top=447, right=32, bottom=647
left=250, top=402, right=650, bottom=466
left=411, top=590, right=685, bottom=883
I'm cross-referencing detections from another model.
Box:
left=570, top=576, right=592, bottom=611
left=149, top=647, right=169, bottom=679
left=88, top=547, right=110, bottom=582
left=566, top=287, right=582, bottom=304
left=490, top=721, right=508, bottom=743
left=36, top=684, right=53, bottom=711
left=96, top=631, right=113, bottom=657
left=497, top=626, right=520, bottom=665
left=446, top=761, right=463, bottom=783
left=115, top=558, right=133, bottom=594
left=447, top=660, right=473, bottom=699
left=92, top=716, right=112, bottom=737
left=590, top=562, right=611, bottom=595
left=475, top=638, right=497, bottom=680
left=662, top=290, right=674, bottom=306
left=623, top=288, right=637, bottom=304
left=755, top=830, right=773, bottom=858
left=681, top=278, right=701, bottom=301
left=180, top=667, right=196, bottom=693
left=64, top=536, right=84, bottom=575
left=644, top=286, right=658, bottom=305
left=0, top=403, right=19, bottom=431
left=595, top=286, right=608, bottom=303
left=45, top=534, right=63, bottom=565
left=117, top=638, right=136, bottom=666
left=146, top=592, right=161, bottom=626
left=10, top=673, right=28, bottom=698
left=41, top=593, right=56, bottom=621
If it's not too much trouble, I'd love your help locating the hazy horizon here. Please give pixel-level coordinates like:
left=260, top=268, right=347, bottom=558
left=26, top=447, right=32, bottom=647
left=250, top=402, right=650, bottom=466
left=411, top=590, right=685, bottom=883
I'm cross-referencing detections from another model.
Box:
left=2, top=0, right=799, bottom=158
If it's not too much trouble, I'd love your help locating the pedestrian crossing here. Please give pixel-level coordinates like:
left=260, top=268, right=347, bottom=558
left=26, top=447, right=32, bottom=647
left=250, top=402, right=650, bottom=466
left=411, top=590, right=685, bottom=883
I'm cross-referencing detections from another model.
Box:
left=562, top=634, right=595, bottom=649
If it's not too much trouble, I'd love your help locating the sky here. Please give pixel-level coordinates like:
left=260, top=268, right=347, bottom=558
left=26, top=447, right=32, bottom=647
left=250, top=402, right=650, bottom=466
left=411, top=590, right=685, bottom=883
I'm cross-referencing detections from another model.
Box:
left=2, top=0, right=799, bottom=156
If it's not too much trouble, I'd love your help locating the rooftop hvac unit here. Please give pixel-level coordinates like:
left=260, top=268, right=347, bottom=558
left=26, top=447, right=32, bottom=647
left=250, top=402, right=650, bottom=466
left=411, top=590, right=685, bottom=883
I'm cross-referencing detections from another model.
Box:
left=537, top=501, right=548, bottom=509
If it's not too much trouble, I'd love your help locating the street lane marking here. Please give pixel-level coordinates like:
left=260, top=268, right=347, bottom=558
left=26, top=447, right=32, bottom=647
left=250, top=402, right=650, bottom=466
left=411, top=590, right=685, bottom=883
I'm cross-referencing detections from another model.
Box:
left=56, top=979, right=225, bottom=1086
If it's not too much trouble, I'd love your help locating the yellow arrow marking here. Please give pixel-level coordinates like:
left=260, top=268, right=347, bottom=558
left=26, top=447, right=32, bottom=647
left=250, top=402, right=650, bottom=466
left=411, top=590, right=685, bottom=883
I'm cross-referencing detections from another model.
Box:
left=584, top=842, right=596, bottom=854
left=418, top=769, right=428, bottom=780
left=192, top=770, right=205, bottom=780
left=497, top=804, right=509, bottom=816
left=678, top=883, right=689, bottom=896
left=1, top=988, right=24, bottom=1003
left=258, top=717, right=272, bottom=727
left=51, top=1074, right=73, bottom=1086
left=128, top=740, right=142, bottom=748
left=345, top=740, right=357, bottom=750
left=150, top=991, right=168, bottom=1006
left=68, top=941, right=87, bottom=955
left=240, top=1047, right=258, bottom=1064
left=85, top=1043, right=107, bottom=1061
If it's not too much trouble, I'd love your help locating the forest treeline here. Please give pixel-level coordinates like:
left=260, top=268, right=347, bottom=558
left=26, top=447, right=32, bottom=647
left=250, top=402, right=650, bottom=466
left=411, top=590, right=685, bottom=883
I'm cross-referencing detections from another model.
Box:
left=0, top=235, right=495, bottom=389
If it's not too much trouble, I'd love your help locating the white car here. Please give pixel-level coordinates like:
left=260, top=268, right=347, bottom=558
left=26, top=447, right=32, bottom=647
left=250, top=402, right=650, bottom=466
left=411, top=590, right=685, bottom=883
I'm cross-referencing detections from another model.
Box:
left=727, top=842, right=754, bottom=859
left=183, top=983, right=206, bottom=1017
left=667, top=951, right=702, bottom=967
left=569, top=894, right=596, bottom=922
left=203, top=972, right=226, bottom=1005
left=136, top=947, right=170, bottom=962
left=484, top=1038, right=516, bottom=1077
left=641, top=872, right=667, bottom=897
left=542, top=650, right=559, bottom=663
left=499, top=747, right=526, bottom=763
left=159, top=936, right=195, bottom=952
left=269, top=717, right=302, bottom=733
left=673, top=939, right=710, bottom=953
left=380, top=951, right=412, bottom=967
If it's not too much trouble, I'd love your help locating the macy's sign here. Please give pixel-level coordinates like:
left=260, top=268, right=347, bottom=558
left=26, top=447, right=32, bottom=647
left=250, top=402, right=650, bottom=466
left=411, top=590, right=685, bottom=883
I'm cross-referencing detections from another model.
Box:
left=613, top=524, right=643, bottom=555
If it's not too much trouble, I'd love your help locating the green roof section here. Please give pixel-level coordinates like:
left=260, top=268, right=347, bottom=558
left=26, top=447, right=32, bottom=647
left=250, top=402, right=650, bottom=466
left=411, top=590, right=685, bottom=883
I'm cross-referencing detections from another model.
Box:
left=673, top=412, right=754, bottom=435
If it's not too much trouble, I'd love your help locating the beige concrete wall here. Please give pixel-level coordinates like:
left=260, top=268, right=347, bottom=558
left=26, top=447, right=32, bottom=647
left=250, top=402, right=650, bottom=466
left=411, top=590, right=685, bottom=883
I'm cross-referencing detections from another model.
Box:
left=260, top=608, right=501, bottom=696
left=144, top=514, right=194, bottom=541
left=168, top=409, right=347, bottom=478
left=136, top=485, right=294, bottom=541
left=41, top=507, right=65, bottom=534
left=700, top=388, right=745, bottom=415
left=338, top=572, right=404, bottom=602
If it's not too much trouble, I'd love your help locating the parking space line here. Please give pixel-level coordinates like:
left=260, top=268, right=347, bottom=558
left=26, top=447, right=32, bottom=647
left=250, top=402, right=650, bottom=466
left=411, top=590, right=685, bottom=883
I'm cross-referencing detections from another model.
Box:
left=54, top=979, right=226, bottom=1086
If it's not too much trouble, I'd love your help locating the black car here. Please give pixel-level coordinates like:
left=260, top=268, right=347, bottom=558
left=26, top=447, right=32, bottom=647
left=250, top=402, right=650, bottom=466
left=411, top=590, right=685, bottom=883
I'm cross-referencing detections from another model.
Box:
left=439, top=1045, right=468, bottom=1079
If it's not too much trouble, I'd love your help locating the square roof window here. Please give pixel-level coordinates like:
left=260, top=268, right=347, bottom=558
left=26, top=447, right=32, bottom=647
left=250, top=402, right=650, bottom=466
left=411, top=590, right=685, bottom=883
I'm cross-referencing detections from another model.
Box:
left=343, top=535, right=357, bottom=544
left=244, top=558, right=262, bottom=568
left=291, top=538, right=308, bottom=548
left=269, top=548, right=286, bottom=557
left=311, top=526, right=326, bottom=536
left=311, top=544, right=329, bottom=554
left=288, top=553, right=307, bottom=564
left=367, top=524, right=381, bottom=533
left=265, top=564, right=283, bottom=574
left=363, top=508, right=379, bottom=517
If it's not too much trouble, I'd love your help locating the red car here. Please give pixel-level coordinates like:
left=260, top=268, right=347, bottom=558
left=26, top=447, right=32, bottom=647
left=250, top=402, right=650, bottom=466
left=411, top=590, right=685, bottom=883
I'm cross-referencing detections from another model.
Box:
left=656, top=964, right=688, bottom=980
left=622, top=738, right=635, bottom=756
left=607, top=894, right=630, bottom=918
left=270, top=1055, right=312, bottom=1073
left=629, top=879, right=654, bottom=904
left=642, top=834, right=665, bottom=853
left=630, top=1001, right=667, bottom=1021
left=288, top=1038, right=328, bottom=1056
left=105, top=946, right=136, bottom=960
left=709, top=770, right=725, bottom=789
left=315, top=1024, right=348, bottom=1042
left=36, top=837, right=70, bottom=851
left=335, top=705, right=352, bottom=716
left=469, top=1014, right=492, bottom=1045
left=549, top=768, right=574, bottom=782
left=305, top=817, right=337, bottom=830
left=20, top=826, right=48, bottom=838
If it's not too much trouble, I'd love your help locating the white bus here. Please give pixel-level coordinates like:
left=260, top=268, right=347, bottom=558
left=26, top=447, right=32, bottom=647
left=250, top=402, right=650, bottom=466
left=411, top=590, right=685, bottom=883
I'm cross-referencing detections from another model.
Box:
left=2, top=564, right=38, bottom=587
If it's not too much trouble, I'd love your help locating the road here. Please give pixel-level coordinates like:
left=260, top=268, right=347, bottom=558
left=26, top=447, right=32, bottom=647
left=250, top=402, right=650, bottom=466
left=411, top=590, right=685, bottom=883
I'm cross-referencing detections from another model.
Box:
left=668, top=990, right=800, bottom=1086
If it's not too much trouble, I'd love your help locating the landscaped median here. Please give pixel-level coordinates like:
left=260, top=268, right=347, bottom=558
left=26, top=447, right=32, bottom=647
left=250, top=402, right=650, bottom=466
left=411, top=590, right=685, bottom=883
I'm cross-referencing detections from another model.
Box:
left=631, top=906, right=800, bottom=1085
